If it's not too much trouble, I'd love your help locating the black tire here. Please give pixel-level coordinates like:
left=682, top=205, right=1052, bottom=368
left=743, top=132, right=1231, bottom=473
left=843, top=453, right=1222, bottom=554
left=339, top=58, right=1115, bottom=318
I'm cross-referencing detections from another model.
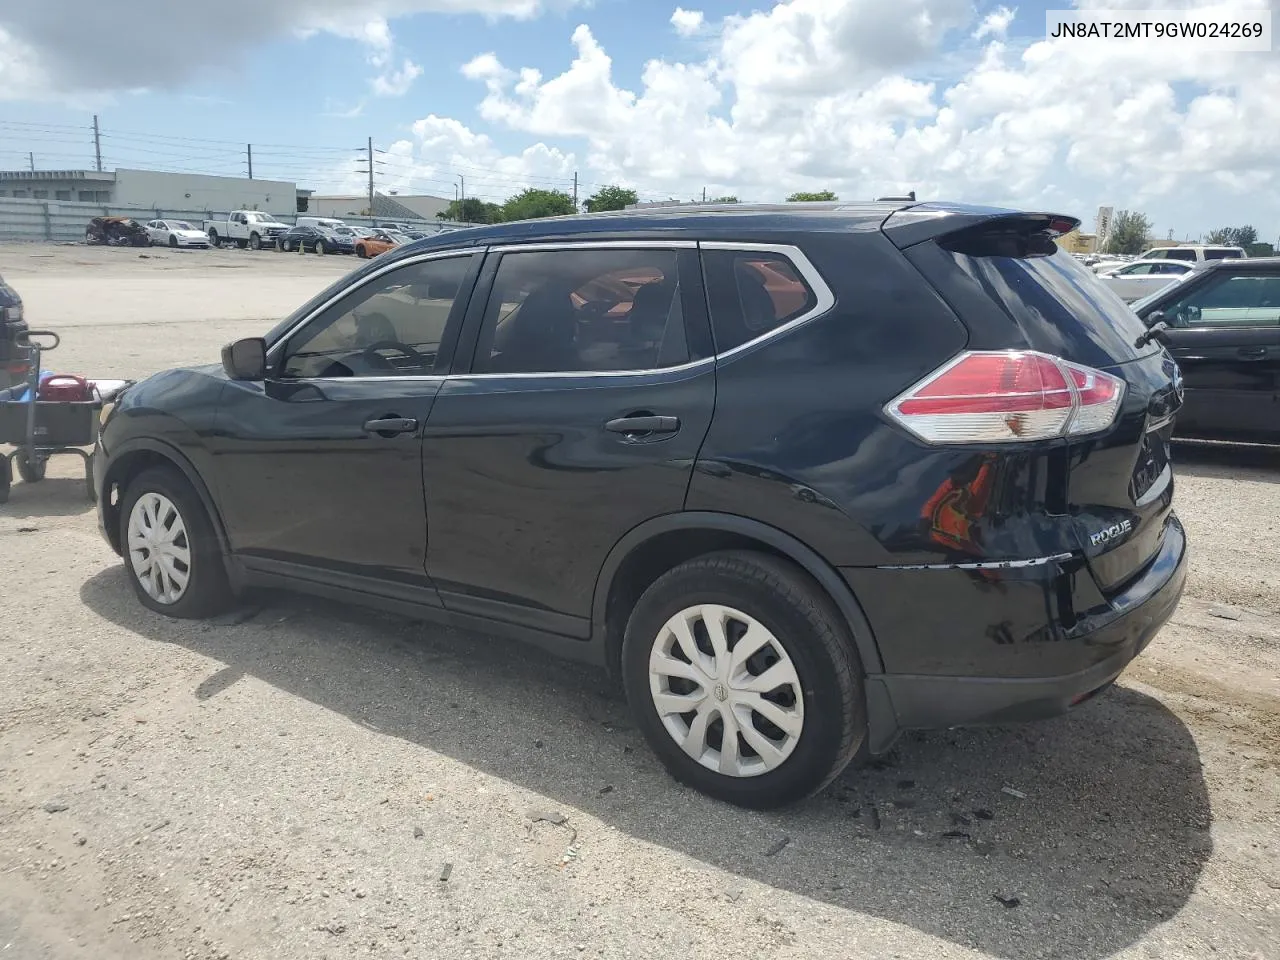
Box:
left=168, top=235, right=178, bottom=248
left=209, top=231, right=221, bottom=248
left=621, top=551, right=865, bottom=809
left=356, top=245, right=367, bottom=259
left=235, top=238, right=247, bottom=249
left=15, top=453, right=45, bottom=483
left=249, top=232, right=261, bottom=250
left=85, top=455, right=97, bottom=503
left=118, top=466, right=232, bottom=618
left=0, top=457, right=10, bottom=503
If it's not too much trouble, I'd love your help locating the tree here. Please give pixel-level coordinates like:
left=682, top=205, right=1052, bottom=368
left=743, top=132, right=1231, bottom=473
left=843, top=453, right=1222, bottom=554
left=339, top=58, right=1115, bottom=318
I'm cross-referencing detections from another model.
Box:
left=710, top=195, right=739, bottom=203
left=1205, top=225, right=1258, bottom=247
left=437, top=197, right=503, bottom=224
left=501, top=188, right=577, bottom=221
left=1102, top=210, right=1152, bottom=255
left=583, top=185, right=638, bottom=213
left=1247, top=241, right=1275, bottom=257
left=786, top=190, right=838, bottom=202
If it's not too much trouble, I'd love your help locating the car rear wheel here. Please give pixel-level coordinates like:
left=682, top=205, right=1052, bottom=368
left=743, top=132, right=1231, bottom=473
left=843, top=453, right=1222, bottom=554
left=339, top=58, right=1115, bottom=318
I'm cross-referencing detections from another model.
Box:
left=621, top=551, right=866, bottom=809
left=356, top=245, right=367, bottom=258
left=208, top=231, right=221, bottom=248
left=119, top=466, right=232, bottom=618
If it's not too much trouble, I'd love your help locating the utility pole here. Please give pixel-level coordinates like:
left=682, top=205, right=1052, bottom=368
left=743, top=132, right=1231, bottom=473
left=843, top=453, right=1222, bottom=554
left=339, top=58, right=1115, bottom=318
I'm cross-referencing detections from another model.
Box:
left=366, top=137, right=374, bottom=217
left=92, top=114, right=102, bottom=172
left=701, top=186, right=706, bottom=203
left=459, top=175, right=465, bottom=203
left=28, top=151, right=34, bottom=172
left=247, top=144, right=253, bottom=180
left=573, top=171, right=578, bottom=207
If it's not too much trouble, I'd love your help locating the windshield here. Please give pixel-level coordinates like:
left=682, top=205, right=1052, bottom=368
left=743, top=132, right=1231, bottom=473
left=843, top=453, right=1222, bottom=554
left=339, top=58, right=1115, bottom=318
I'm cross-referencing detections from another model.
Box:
left=172, top=221, right=194, bottom=230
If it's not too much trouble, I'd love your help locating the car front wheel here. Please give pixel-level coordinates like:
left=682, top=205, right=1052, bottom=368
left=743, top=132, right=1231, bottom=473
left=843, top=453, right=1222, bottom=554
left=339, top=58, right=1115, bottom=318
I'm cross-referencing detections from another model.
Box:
left=119, top=466, right=231, bottom=618
left=622, top=551, right=866, bottom=809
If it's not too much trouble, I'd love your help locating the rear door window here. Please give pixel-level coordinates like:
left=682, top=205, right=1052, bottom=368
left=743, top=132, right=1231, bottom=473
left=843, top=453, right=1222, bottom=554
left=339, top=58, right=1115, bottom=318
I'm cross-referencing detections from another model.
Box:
left=1204, top=249, right=1242, bottom=260
left=702, top=250, right=818, bottom=352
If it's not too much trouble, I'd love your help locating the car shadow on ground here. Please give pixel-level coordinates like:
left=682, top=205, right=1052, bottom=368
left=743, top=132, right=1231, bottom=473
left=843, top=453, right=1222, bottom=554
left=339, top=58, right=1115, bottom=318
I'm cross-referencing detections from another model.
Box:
left=1173, top=439, right=1280, bottom=483
left=81, top=568, right=1212, bottom=960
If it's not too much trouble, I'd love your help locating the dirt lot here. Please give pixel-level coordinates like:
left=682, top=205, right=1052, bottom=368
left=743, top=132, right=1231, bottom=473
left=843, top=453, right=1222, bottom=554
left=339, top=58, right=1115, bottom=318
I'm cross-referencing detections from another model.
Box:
left=1, top=243, right=1277, bottom=960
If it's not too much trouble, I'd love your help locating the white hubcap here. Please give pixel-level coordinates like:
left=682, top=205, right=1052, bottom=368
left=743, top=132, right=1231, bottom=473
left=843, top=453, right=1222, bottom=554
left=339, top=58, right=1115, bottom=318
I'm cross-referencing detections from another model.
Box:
left=649, top=604, right=805, bottom=778
left=127, top=492, right=191, bottom=604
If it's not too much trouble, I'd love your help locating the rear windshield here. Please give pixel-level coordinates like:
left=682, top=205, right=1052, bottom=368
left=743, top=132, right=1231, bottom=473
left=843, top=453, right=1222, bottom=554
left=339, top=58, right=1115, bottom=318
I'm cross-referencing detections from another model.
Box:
left=938, top=229, right=1153, bottom=366
left=1204, top=249, right=1243, bottom=260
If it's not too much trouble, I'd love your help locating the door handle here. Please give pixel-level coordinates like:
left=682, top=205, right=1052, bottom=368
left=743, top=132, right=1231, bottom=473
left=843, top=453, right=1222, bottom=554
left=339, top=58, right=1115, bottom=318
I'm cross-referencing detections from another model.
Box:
left=1237, top=346, right=1268, bottom=360
left=605, top=414, right=680, bottom=436
left=363, top=416, right=418, bottom=437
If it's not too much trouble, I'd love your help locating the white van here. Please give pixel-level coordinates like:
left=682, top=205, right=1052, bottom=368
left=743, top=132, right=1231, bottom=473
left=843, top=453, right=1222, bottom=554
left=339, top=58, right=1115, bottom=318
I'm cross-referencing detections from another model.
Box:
left=1138, top=245, right=1247, bottom=263
left=294, top=217, right=347, bottom=231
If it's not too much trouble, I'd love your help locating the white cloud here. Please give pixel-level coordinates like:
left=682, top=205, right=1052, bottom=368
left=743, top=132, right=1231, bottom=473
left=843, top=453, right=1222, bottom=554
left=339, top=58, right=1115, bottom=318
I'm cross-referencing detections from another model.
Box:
left=973, top=5, right=1014, bottom=40
left=372, top=58, right=424, bottom=96
left=459, top=0, right=1280, bottom=233
left=670, top=8, right=705, bottom=37
left=0, top=0, right=579, bottom=99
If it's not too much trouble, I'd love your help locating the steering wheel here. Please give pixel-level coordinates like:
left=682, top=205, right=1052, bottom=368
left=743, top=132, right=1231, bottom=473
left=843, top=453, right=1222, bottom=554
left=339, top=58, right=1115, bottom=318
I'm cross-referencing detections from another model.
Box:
left=361, top=339, right=429, bottom=372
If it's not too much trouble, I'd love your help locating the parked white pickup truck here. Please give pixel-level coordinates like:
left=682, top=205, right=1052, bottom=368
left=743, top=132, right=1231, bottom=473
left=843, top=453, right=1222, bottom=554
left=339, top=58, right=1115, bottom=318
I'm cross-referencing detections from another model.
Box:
left=203, top=211, right=290, bottom=250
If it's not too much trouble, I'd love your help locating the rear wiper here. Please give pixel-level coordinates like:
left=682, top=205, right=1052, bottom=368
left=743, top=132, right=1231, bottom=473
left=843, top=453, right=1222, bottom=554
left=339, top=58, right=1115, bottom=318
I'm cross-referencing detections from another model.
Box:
left=1134, top=321, right=1169, bottom=349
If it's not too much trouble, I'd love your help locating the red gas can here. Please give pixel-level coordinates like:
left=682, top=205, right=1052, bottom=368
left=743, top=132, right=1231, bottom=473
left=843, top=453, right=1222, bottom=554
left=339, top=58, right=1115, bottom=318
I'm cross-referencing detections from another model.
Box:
left=38, top=374, right=92, bottom=402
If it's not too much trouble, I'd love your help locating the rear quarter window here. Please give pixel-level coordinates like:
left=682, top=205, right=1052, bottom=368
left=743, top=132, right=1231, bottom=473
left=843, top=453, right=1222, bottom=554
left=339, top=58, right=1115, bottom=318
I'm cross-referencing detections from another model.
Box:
left=703, top=250, right=818, bottom=352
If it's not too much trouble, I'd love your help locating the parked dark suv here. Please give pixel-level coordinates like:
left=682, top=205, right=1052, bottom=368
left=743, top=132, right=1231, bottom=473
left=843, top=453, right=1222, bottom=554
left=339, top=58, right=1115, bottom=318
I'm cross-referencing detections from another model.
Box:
left=93, top=202, right=1188, bottom=808
left=1129, top=257, right=1280, bottom=441
left=0, top=273, right=28, bottom=392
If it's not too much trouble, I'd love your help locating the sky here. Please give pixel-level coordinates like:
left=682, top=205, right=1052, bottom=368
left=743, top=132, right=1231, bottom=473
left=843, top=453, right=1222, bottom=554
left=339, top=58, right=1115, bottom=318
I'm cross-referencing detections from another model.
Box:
left=1, top=0, right=1278, bottom=240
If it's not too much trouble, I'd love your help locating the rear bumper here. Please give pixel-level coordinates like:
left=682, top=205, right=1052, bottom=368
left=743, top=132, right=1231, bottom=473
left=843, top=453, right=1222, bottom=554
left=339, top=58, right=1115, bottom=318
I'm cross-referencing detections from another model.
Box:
left=866, top=516, right=1186, bottom=742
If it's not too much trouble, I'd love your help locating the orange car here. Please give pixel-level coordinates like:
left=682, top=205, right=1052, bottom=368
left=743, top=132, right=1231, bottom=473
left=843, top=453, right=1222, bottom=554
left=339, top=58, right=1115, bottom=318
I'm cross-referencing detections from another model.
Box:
left=355, top=230, right=408, bottom=259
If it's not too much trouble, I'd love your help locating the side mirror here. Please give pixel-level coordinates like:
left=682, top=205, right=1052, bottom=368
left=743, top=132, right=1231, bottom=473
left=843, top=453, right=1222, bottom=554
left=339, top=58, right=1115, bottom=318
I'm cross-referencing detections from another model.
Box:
left=221, top=337, right=267, bottom=380
left=1143, top=309, right=1167, bottom=327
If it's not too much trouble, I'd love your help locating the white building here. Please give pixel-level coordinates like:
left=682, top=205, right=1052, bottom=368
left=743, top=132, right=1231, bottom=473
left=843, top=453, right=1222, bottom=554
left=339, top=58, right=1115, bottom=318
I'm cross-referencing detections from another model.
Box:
left=0, top=168, right=307, bottom=216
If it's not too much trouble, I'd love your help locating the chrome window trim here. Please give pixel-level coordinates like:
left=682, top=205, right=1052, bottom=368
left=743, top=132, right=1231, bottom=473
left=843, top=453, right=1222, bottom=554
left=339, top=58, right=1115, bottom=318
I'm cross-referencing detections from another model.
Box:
left=697, top=241, right=835, bottom=363
left=264, top=248, right=484, bottom=367
left=488, top=240, right=697, bottom=252
left=877, top=553, right=1074, bottom=571
left=264, top=239, right=836, bottom=384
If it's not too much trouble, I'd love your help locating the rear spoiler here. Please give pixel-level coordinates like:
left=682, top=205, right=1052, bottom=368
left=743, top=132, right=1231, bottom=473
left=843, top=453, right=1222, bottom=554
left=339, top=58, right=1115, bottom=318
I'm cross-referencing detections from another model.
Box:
left=881, top=202, right=1081, bottom=250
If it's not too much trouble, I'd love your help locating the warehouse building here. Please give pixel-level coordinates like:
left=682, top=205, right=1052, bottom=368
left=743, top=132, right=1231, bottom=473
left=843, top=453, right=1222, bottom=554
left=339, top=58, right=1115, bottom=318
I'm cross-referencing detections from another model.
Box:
left=309, top=192, right=450, bottom=221
left=0, top=168, right=309, bottom=215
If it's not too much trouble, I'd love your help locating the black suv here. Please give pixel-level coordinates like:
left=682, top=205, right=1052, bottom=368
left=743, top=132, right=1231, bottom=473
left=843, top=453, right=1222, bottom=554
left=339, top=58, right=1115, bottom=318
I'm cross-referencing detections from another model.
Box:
left=94, top=202, right=1187, bottom=808
left=1130, top=257, right=1280, bottom=441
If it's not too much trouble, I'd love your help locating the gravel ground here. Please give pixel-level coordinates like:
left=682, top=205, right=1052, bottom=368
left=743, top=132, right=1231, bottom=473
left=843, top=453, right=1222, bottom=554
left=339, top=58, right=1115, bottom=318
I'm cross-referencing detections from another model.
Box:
left=1, top=244, right=1277, bottom=960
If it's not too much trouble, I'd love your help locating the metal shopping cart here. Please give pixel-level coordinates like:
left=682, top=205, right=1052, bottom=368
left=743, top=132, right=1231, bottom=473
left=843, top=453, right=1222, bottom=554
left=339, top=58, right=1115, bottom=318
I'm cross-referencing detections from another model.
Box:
left=0, top=329, right=131, bottom=504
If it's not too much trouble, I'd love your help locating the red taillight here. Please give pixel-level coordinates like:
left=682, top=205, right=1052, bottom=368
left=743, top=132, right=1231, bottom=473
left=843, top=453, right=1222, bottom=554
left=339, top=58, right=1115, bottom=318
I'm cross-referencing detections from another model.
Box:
left=887, top=350, right=1125, bottom=444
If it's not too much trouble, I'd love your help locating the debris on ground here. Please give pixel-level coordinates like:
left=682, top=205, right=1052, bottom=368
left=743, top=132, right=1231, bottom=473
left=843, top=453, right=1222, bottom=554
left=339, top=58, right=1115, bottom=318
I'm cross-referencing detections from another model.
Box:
left=598, top=785, right=614, bottom=795
left=992, top=894, right=1021, bottom=909
left=413, top=826, right=424, bottom=839
left=528, top=809, right=568, bottom=825
left=764, top=836, right=791, bottom=857
left=973, top=808, right=994, bottom=820
left=725, top=887, right=744, bottom=903
left=438, top=863, right=452, bottom=882
left=41, top=801, right=69, bottom=814
left=1209, top=605, right=1244, bottom=620
left=868, top=806, right=882, bottom=831
left=1001, top=786, right=1028, bottom=799
left=941, top=831, right=970, bottom=840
